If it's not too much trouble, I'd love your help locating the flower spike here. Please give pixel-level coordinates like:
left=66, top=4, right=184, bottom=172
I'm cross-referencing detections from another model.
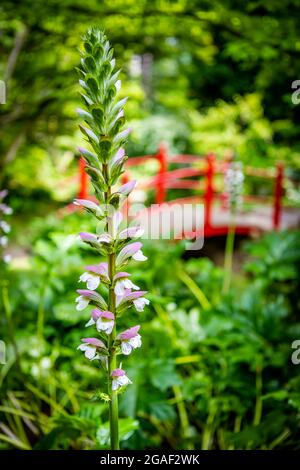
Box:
left=75, top=28, right=150, bottom=450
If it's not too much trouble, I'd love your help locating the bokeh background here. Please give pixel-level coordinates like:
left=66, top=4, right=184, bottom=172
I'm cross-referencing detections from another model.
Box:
left=1, top=0, right=300, bottom=450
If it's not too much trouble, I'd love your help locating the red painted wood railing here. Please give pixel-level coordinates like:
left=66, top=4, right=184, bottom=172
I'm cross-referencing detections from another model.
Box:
left=78, top=157, right=88, bottom=200
left=77, top=144, right=285, bottom=236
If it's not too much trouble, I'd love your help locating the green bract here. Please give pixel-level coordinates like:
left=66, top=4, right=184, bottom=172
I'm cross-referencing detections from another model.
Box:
left=78, top=28, right=129, bottom=188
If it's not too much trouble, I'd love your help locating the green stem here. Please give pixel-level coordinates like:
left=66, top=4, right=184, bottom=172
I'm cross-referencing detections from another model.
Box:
left=201, top=402, right=217, bottom=450
left=37, top=280, right=47, bottom=344
left=107, top=252, right=119, bottom=450
left=227, top=415, right=242, bottom=450
left=222, top=212, right=236, bottom=294
left=104, top=164, right=119, bottom=450
left=172, top=384, right=191, bottom=442
left=1, top=281, right=21, bottom=372
left=177, top=265, right=211, bottom=310
left=253, top=366, right=263, bottom=426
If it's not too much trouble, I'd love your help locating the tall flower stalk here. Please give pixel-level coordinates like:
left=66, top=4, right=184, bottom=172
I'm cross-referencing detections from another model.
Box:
left=0, top=189, right=12, bottom=265
left=75, top=28, right=149, bottom=450
left=0, top=190, right=20, bottom=370
left=222, top=160, right=244, bottom=293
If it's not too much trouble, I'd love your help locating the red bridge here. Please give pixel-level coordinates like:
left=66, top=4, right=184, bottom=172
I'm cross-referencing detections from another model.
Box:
left=77, top=144, right=300, bottom=238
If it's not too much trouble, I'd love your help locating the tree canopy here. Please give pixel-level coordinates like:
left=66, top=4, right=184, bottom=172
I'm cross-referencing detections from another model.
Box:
left=1, top=0, right=300, bottom=197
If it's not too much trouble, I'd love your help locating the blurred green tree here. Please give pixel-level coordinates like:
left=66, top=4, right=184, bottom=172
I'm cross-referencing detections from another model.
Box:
left=1, top=0, right=300, bottom=198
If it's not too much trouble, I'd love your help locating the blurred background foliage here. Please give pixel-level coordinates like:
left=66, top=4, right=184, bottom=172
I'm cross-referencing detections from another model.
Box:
left=1, top=0, right=300, bottom=450
left=1, top=0, right=300, bottom=200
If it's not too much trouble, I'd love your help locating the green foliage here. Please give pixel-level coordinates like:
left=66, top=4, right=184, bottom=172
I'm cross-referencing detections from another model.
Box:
left=97, top=418, right=139, bottom=447
left=1, top=215, right=300, bottom=449
left=1, top=0, right=300, bottom=451
left=1, top=0, right=300, bottom=199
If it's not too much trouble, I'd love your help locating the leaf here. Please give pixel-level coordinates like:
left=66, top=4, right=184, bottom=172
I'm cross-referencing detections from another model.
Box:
left=96, top=418, right=139, bottom=446
left=80, top=92, right=93, bottom=106
left=79, top=125, right=98, bottom=144
left=177, top=268, right=211, bottom=310
left=83, top=41, right=93, bottom=54
left=150, top=359, right=181, bottom=391
left=53, top=302, right=86, bottom=325
left=93, top=44, right=104, bottom=61
left=98, top=138, right=112, bottom=161
left=77, top=107, right=93, bottom=122
left=262, top=390, right=288, bottom=401
left=111, top=97, right=128, bottom=115
left=0, top=432, right=31, bottom=450
left=86, top=76, right=98, bottom=96
left=79, top=147, right=100, bottom=168
left=84, top=56, right=96, bottom=72
left=91, top=106, right=104, bottom=124
left=149, top=401, right=176, bottom=421
left=288, top=395, right=300, bottom=411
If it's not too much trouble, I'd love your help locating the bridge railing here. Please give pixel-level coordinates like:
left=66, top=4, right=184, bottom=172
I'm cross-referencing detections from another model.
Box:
left=77, top=144, right=285, bottom=234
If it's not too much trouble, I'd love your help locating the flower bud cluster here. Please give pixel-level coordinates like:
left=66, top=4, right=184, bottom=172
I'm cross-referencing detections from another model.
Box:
left=75, top=29, right=149, bottom=391
left=224, top=161, right=244, bottom=210
left=0, top=190, right=12, bottom=264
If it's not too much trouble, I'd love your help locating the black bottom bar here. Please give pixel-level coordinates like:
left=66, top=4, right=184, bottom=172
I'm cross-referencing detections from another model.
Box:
left=0, top=450, right=300, bottom=467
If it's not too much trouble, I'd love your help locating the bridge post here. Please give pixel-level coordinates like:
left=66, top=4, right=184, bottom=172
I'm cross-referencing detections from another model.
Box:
left=156, top=143, right=168, bottom=204
left=78, top=156, right=88, bottom=199
left=273, top=162, right=284, bottom=230
left=204, top=153, right=215, bottom=233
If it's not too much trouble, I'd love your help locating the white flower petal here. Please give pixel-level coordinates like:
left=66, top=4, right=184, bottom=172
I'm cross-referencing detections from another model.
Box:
left=84, top=346, right=96, bottom=360
left=124, top=279, right=140, bottom=290
left=104, top=322, right=114, bottom=335
left=76, top=296, right=89, bottom=311
left=114, top=280, right=126, bottom=297
left=112, top=211, right=123, bottom=237
left=98, top=233, right=112, bottom=244
left=87, top=274, right=100, bottom=290
left=112, top=379, right=119, bottom=391
left=132, top=249, right=147, bottom=262
left=118, top=375, right=131, bottom=386
left=96, top=318, right=115, bottom=335
left=129, top=334, right=142, bottom=349
left=136, top=228, right=144, bottom=237
left=3, top=254, right=11, bottom=264
left=91, top=354, right=108, bottom=368
left=92, top=355, right=108, bottom=369
left=79, top=272, right=90, bottom=282
left=121, top=341, right=133, bottom=355
left=0, top=221, right=10, bottom=233
left=133, top=297, right=150, bottom=312
left=85, top=317, right=95, bottom=327
left=0, top=236, right=8, bottom=247
left=115, top=80, right=121, bottom=92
